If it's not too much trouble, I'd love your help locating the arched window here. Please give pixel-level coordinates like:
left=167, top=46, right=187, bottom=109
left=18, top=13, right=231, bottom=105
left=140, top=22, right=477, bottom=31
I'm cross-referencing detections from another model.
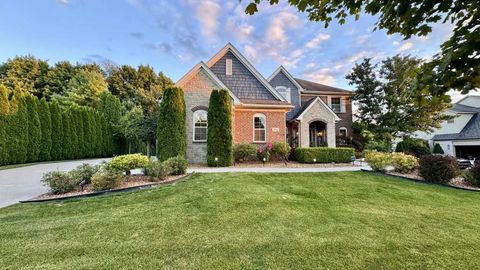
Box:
left=253, top=113, right=266, bottom=142
left=275, top=86, right=291, bottom=103
left=193, top=110, right=208, bottom=142
left=339, top=127, right=347, bottom=137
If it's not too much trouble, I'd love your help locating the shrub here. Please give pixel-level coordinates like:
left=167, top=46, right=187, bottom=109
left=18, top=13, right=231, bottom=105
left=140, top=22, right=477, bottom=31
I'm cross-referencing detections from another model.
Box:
left=465, top=164, right=480, bottom=187
left=109, top=154, right=149, bottom=174
left=164, top=156, right=188, bottom=175
left=234, top=143, right=257, bottom=162
left=295, top=147, right=354, bottom=163
left=70, top=163, right=98, bottom=184
left=395, top=138, right=430, bottom=157
left=271, top=142, right=291, bottom=161
left=145, top=160, right=170, bottom=181
left=419, top=155, right=459, bottom=184
left=91, top=168, right=123, bottom=191
left=207, top=89, right=233, bottom=166
left=391, top=152, right=418, bottom=173
left=365, top=139, right=391, bottom=152
left=257, top=143, right=272, bottom=162
left=365, top=151, right=391, bottom=171
left=432, top=143, right=444, bottom=154
left=41, top=171, right=78, bottom=194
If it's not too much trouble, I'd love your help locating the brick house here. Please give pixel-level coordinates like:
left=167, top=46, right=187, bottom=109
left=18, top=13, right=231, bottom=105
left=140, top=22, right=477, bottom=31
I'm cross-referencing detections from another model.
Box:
left=177, top=43, right=353, bottom=163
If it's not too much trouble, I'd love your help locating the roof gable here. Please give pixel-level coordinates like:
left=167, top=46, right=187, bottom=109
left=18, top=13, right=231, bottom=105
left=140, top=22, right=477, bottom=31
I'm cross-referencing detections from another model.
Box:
left=267, top=66, right=304, bottom=91
left=295, top=97, right=340, bottom=121
left=206, top=43, right=286, bottom=102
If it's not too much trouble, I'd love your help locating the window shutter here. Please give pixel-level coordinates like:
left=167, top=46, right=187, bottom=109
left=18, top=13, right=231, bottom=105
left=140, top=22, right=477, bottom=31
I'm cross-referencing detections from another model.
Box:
left=341, top=97, right=346, bottom=113
left=226, top=59, right=232, bottom=75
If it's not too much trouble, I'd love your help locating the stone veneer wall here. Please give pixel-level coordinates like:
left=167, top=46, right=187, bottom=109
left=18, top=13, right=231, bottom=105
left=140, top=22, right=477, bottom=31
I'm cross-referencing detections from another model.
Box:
left=299, top=101, right=337, bottom=147
left=233, top=109, right=286, bottom=144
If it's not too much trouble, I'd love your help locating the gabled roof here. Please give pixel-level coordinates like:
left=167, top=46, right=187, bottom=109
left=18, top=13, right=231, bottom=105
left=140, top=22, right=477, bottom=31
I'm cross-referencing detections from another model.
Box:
left=175, top=61, right=241, bottom=105
left=294, top=97, right=340, bottom=121
left=267, top=65, right=304, bottom=91
left=295, top=78, right=352, bottom=95
left=206, top=43, right=287, bottom=102
left=433, top=112, right=480, bottom=141
left=449, top=103, right=480, bottom=114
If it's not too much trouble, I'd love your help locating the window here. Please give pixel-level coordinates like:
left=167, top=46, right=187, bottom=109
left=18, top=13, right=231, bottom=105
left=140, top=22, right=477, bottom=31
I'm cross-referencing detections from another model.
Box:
left=275, top=86, right=291, bottom=103
left=339, top=127, right=347, bottom=137
left=226, top=59, right=232, bottom=75
left=253, top=114, right=266, bottom=142
left=331, top=97, right=341, bottom=112
left=193, top=110, right=207, bottom=142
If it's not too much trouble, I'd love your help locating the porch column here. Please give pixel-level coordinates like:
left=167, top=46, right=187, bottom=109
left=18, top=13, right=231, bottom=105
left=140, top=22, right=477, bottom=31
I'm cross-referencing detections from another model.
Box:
left=326, top=122, right=336, bottom=147
left=299, top=120, right=309, bottom=147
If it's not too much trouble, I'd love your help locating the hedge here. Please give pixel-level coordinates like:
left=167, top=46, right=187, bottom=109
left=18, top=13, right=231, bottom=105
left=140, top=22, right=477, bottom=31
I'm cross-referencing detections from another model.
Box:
left=295, top=147, right=355, bottom=163
left=207, top=89, right=233, bottom=166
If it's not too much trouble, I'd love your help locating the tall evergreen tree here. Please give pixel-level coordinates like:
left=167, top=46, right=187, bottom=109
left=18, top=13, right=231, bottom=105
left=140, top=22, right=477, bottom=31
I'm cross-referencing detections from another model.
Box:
left=86, top=108, right=96, bottom=157
left=81, top=108, right=91, bottom=158
left=68, top=110, right=78, bottom=159
left=156, top=87, right=186, bottom=161
left=61, top=109, right=73, bottom=159
left=0, top=84, right=9, bottom=165
left=207, top=90, right=233, bottom=166
left=98, top=92, right=124, bottom=154
left=73, top=107, right=85, bottom=158
left=38, top=98, right=52, bottom=161
left=6, top=95, right=28, bottom=164
left=49, top=101, right=63, bottom=160
left=25, top=95, right=41, bottom=162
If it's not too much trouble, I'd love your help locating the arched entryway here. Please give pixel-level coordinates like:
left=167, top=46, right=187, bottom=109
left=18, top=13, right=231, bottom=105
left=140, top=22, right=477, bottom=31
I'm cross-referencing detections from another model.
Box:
left=309, top=121, right=327, bottom=147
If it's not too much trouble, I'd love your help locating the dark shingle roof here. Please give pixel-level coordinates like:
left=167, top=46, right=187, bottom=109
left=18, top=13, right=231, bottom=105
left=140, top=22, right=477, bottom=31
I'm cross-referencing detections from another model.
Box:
left=433, top=112, right=480, bottom=141
left=291, top=98, right=317, bottom=120
left=241, top=98, right=291, bottom=105
left=295, top=78, right=352, bottom=94
left=450, top=103, right=480, bottom=113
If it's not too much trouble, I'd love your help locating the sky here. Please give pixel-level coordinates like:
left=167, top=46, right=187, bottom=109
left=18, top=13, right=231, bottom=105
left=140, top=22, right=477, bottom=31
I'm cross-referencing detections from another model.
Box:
left=0, top=0, right=475, bottom=100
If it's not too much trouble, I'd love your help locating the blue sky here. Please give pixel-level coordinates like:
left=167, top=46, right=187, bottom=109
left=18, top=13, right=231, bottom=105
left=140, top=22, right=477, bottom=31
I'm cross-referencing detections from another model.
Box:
left=0, top=0, right=460, bottom=94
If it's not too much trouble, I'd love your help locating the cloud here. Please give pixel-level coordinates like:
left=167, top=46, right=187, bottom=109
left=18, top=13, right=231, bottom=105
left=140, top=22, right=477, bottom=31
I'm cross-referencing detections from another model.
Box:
left=397, top=42, right=414, bottom=52
left=306, top=33, right=331, bottom=48
left=56, top=0, right=69, bottom=6
left=144, top=42, right=173, bottom=54
left=265, top=11, right=302, bottom=45
left=347, top=51, right=369, bottom=63
left=303, top=68, right=336, bottom=85
left=126, top=0, right=145, bottom=11
left=356, top=34, right=371, bottom=45
left=129, top=32, right=144, bottom=40
left=186, top=0, right=221, bottom=40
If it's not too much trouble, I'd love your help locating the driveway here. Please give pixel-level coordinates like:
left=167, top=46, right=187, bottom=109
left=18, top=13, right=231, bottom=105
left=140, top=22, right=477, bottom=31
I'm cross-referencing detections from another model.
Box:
left=0, top=158, right=110, bottom=208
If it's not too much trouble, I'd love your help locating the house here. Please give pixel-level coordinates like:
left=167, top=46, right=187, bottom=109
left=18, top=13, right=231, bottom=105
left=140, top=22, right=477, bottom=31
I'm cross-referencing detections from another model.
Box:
left=415, top=95, right=480, bottom=158
left=176, top=43, right=353, bottom=163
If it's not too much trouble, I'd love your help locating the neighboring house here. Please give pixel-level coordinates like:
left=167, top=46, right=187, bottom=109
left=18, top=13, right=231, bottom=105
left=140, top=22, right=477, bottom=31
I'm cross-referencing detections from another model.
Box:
left=176, top=43, right=353, bottom=163
left=415, top=95, right=480, bottom=158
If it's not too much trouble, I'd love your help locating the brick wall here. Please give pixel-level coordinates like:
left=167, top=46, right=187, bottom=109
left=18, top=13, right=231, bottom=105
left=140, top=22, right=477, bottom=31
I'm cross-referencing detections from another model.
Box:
left=233, top=109, right=286, bottom=144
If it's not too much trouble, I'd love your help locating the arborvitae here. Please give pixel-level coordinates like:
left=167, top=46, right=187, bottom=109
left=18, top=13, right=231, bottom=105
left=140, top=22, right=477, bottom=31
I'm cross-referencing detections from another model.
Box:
left=94, top=113, right=103, bottom=157
left=81, top=108, right=91, bottom=158
left=207, top=89, right=233, bottom=166
left=156, top=87, right=186, bottom=161
left=25, top=95, right=41, bottom=162
left=74, top=107, right=85, bottom=158
left=86, top=109, right=96, bottom=157
left=433, top=143, right=444, bottom=154
left=98, top=92, right=123, bottom=154
left=0, top=84, right=9, bottom=165
left=49, top=101, right=63, bottom=160
left=68, top=110, right=79, bottom=159
left=61, top=109, right=73, bottom=159
left=38, top=98, right=52, bottom=161
left=7, top=95, right=29, bottom=164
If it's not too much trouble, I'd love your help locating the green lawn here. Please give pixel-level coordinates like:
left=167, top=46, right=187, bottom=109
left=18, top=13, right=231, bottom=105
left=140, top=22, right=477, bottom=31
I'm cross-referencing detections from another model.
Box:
left=1, top=172, right=480, bottom=269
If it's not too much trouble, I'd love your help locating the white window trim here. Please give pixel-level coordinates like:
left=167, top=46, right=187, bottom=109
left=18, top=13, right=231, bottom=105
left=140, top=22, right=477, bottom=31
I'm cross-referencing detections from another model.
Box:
left=275, top=86, right=291, bottom=103
left=226, top=59, right=232, bottom=76
left=339, top=127, right=348, bottom=137
left=253, top=113, right=267, bottom=143
left=193, top=110, right=208, bottom=142
left=330, top=97, right=341, bottom=113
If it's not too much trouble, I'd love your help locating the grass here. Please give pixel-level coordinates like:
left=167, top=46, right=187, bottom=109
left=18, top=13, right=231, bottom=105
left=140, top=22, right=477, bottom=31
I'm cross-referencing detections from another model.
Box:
left=1, top=172, right=480, bottom=269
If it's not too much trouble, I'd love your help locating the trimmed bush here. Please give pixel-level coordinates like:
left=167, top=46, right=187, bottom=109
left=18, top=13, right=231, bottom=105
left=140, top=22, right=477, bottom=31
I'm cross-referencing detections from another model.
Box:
left=70, top=163, right=98, bottom=184
left=207, top=89, right=233, bottom=166
left=109, top=153, right=149, bottom=175
left=91, top=168, right=123, bottom=191
left=49, top=101, right=63, bottom=160
left=419, top=155, right=459, bottom=184
left=164, top=156, right=188, bottom=175
left=391, top=152, right=418, bottom=173
left=365, top=151, right=418, bottom=173
left=295, top=147, right=354, bottom=163
left=145, top=160, right=170, bottom=181
left=156, top=86, right=186, bottom=161
left=364, top=151, right=391, bottom=171
left=38, top=98, right=52, bottom=161
left=465, top=164, right=480, bottom=187
left=41, top=171, right=78, bottom=194
left=7, top=95, right=28, bottom=164
left=433, top=143, right=444, bottom=154
left=25, top=95, right=41, bottom=162
left=271, top=142, right=291, bottom=161
left=233, top=143, right=257, bottom=162
left=395, top=138, right=430, bottom=157
left=257, top=143, right=272, bottom=162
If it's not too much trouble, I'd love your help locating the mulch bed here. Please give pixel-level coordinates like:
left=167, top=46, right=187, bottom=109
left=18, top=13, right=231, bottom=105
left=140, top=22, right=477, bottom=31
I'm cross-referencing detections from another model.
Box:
left=190, top=161, right=357, bottom=168
left=362, top=169, right=480, bottom=192
left=22, top=173, right=192, bottom=203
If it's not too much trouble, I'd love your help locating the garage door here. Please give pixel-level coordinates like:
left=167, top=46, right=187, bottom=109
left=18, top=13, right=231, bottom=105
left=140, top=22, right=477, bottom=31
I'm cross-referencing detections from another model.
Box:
left=455, top=145, right=480, bottom=159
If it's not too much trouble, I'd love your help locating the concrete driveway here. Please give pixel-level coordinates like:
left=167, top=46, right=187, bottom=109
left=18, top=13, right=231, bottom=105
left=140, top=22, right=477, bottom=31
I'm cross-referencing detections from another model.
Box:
left=0, top=158, right=110, bottom=208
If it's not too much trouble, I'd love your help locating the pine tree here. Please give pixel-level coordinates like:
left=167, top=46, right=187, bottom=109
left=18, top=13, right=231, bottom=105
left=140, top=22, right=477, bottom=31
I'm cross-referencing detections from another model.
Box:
left=207, top=89, right=233, bottom=166
left=49, top=101, right=63, bottom=160
left=156, top=87, right=186, bottom=161
left=25, top=95, right=41, bottom=162
left=38, top=98, right=52, bottom=161
left=0, top=84, right=9, bottom=165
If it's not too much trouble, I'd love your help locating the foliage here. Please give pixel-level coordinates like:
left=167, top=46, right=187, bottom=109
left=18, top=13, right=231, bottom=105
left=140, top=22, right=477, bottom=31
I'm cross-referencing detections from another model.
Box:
left=5, top=95, right=28, bottom=164
left=24, top=95, right=41, bottom=162
left=207, top=89, right=233, bottom=166
left=120, top=106, right=144, bottom=153
left=64, top=68, right=107, bottom=108
left=0, top=55, right=49, bottom=97
left=419, top=155, right=460, bottom=184
left=109, top=154, right=149, bottom=174
left=38, top=98, right=52, bottom=161
left=49, top=101, right=63, bottom=160
left=270, top=142, right=291, bottom=161
left=246, top=0, right=479, bottom=93
left=347, top=56, right=451, bottom=143
left=163, top=156, right=188, bottom=175
left=91, top=167, right=123, bottom=191
left=364, top=139, right=391, bottom=152
left=395, top=137, right=430, bottom=157
left=156, top=87, right=186, bottom=161
left=43, top=61, right=75, bottom=99
left=464, top=165, right=480, bottom=187
left=41, top=170, right=78, bottom=194
left=257, top=143, right=272, bottom=162
left=365, top=151, right=418, bottom=173
left=233, top=143, right=258, bottom=163
left=391, top=153, right=419, bottom=173
left=295, top=147, right=354, bottom=163
left=364, top=151, right=391, bottom=172
left=70, top=163, right=98, bottom=184
left=0, top=84, right=9, bottom=165
left=433, top=143, right=445, bottom=154
left=145, top=160, right=170, bottom=181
